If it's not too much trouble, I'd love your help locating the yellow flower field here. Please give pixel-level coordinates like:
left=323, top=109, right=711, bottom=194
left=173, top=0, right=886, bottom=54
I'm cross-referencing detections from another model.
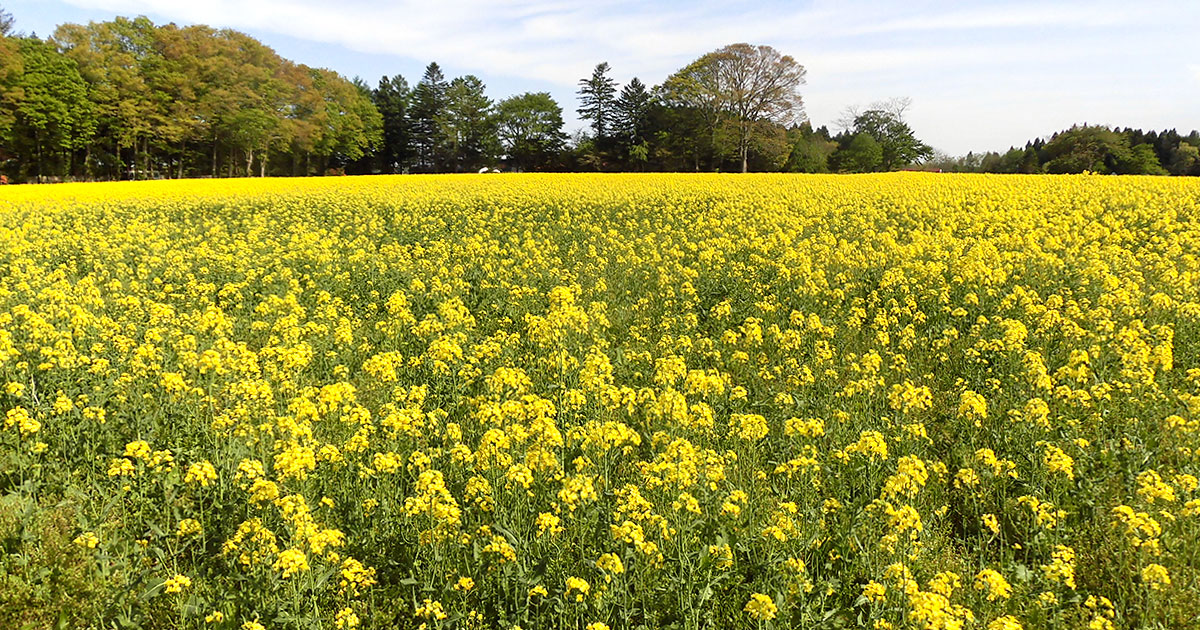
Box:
left=1, top=173, right=1199, bottom=629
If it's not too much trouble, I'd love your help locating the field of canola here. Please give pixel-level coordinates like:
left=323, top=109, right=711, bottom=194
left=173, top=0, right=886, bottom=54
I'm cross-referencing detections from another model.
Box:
left=1, top=173, right=1200, bottom=630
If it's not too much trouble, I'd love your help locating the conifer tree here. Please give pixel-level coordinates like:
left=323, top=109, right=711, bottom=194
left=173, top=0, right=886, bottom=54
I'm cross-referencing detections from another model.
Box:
left=411, top=62, right=448, bottom=172
left=576, top=62, right=617, bottom=141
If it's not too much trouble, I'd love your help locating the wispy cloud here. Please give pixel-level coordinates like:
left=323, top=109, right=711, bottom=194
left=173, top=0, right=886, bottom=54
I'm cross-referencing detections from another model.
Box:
left=59, top=0, right=1141, bottom=83
left=839, top=4, right=1137, bottom=36
left=55, top=0, right=1200, bottom=154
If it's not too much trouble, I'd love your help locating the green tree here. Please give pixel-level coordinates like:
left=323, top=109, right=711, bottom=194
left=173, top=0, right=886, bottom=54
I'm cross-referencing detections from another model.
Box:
left=374, top=74, right=411, bottom=173
left=53, top=17, right=162, bottom=178
left=662, top=43, right=806, bottom=172
left=216, top=31, right=292, bottom=176
left=497, top=92, right=566, bottom=171
left=784, top=122, right=836, bottom=173
left=227, top=107, right=278, bottom=176
left=276, top=59, right=320, bottom=176
left=646, top=86, right=717, bottom=171
left=613, top=77, right=652, bottom=164
left=577, top=62, right=617, bottom=141
left=659, top=59, right=723, bottom=168
left=1042, top=125, right=1163, bottom=174
left=850, top=108, right=932, bottom=170
left=0, top=5, right=13, bottom=36
left=11, top=37, right=95, bottom=180
left=168, top=24, right=246, bottom=177
left=1168, top=142, right=1199, bottom=175
left=832, top=132, right=882, bottom=172
left=440, top=75, right=497, bottom=172
left=1119, top=143, right=1167, bottom=175
left=0, top=26, right=22, bottom=158
left=410, top=62, right=448, bottom=172
left=310, top=69, right=382, bottom=172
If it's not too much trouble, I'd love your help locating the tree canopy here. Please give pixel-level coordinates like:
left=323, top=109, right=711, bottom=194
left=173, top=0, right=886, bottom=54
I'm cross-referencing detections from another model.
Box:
left=577, top=62, right=618, bottom=142
left=0, top=14, right=379, bottom=180
left=497, top=92, right=567, bottom=171
left=661, top=43, right=806, bottom=172
left=926, top=125, right=1199, bottom=176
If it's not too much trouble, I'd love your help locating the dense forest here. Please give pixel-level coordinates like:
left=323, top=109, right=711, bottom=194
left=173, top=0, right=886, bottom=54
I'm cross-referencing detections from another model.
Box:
left=0, top=7, right=1197, bottom=181
left=0, top=11, right=381, bottom=181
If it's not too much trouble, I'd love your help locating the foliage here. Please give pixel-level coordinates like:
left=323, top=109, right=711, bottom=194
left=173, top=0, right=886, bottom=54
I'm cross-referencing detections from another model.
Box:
left=411, top=62, right=450, bottom=173
left=0, top=16, right=379, bottom=181
left=831, top=132, right=883, bottom=172
left=661, top=43, right=806, bottom=172
left=783, top=123, right=837, bottom=173
left=942, top=126, right=1200, bottom=176
left=7, top=37, right=95, bottom=180
left=439, top=76, right=498, bottom=173
left=846, top=109, right=933, bottom=170
left=373, top=75, right=411, bottom=174
left=576, top=62, right=618, bottom=141
left=0, top=30, right=20, bottom=148
left=1042, top=126, right=1167, bottom=175
left=496, top=92, right=567, bottom=171
left=613, top=77, right=652, bottom=148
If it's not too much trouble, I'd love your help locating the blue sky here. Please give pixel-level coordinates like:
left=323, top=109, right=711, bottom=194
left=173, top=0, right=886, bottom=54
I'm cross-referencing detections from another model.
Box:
left=7, top=0, right=1200, bottom=155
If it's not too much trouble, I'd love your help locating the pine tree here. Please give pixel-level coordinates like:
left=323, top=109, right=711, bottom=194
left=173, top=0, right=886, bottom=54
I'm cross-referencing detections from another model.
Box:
left=410, top=62, right=448, bottom=172
left=0, top=5, right=14, bottom=36
left=373, top=74, right=411, bottom=173
left=576, top=62, right=617, bottom=141
left=614, top=77, right=651, bottom=145
left=440, top=75, right=497, bottom=172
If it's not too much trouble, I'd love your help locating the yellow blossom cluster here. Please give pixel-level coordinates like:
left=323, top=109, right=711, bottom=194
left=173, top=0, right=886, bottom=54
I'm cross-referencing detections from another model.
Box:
left=2, top=173, right=1199, bottom=628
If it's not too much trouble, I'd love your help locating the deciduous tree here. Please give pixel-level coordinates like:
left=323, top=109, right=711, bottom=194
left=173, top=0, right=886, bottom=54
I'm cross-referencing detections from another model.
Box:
left=662, top=43, right=806, bottom=172
left=11, top=37, right=95, bottom=180
left=497, top=92, right=566, bottom=171
left=850, top=108, right=932, bottom=170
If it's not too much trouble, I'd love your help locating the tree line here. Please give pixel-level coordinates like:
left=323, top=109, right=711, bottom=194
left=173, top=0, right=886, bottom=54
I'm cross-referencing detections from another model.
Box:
left=1, top=7, right=1196, bottom=181
left=0, top=12, right=385, bottom=182
left=925, top=126, right=1200, bottom=176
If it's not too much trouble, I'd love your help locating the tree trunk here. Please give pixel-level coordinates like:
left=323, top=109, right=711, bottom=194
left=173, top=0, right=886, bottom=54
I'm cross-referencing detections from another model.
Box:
left=245, top=148, right=254, bottom=176
left=740, top=130, right=749, bottom=173
left=35, top=132, right=43, bottom=183
left=260, top=144, right=267, bottom=178
left=212, top=135, right=218, bottom=178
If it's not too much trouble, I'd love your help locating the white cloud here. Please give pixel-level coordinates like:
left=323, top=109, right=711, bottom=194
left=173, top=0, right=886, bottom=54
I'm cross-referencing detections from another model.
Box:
left=840, top=4, right=1136, bottom=36
left=56, top=0, right=1200, bottom=154
left=66, top=0, right=1118, bottom=83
